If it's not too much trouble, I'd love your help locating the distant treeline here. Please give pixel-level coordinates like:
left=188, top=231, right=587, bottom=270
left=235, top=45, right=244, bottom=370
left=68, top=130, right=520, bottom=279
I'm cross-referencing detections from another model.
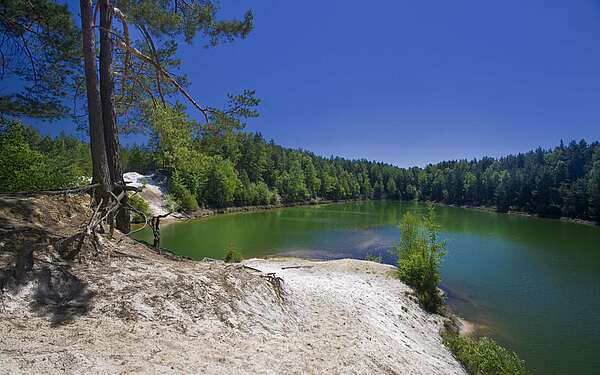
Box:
left=2, top=118, right=599, bottom=222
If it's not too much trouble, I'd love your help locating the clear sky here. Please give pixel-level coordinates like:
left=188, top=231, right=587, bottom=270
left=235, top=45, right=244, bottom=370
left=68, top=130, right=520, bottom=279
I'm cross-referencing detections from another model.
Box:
left=20, top=0, right=600, bottom=167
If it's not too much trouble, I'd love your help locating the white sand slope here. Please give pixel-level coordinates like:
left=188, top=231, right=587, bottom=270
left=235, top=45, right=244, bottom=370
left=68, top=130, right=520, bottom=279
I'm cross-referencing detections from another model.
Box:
left=123, top=171, right=169, bottom=215
left=243, top=258, right=466, bottom=374
left=0, top=231, right=465, bottom=374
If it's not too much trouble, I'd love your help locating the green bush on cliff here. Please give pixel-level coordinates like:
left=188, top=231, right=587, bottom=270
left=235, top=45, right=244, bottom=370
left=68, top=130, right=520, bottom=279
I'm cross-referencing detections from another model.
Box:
left=128, top=193, right=152, bottom=222
left=395, top=205, right=446, bottom=313
left=442, top=331, right=528, bottom=375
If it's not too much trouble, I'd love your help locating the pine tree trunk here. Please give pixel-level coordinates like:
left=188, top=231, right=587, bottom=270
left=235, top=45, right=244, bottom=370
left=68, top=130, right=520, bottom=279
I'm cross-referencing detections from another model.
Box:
left=99, top=0, right=130, bottom=232
left=80, top=0, right=111, bottom=202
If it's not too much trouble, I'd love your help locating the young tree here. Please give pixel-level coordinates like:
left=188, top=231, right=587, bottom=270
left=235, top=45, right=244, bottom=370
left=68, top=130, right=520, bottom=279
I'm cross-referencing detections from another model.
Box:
left=303, top=156, right=321, bottom=198
left=386, top=177, right=397, bottom=199
left=204, top=157, right=239, bottom=207
left=396, top=206, right=446, bottom=312
left=149, top=104, right=195, bottom=169
left=588, top=149, right=600, bottom=222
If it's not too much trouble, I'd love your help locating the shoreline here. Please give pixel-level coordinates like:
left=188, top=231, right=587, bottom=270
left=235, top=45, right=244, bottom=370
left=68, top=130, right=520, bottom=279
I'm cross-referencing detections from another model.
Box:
left=151, top=198, right=599, bottom=229
left=0, top=231, right=467, bottom=373
left=432, top=202, right=598, bottom=227
left=128, top=171, right=597, bottom=229
left=157, top=198, right=365, bottom=226
left=1, top=193, right=472, bottom=374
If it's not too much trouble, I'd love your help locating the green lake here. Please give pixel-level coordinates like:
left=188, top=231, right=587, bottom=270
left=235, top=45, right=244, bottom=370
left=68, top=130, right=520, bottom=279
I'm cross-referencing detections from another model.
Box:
left=133, top=201, right=600, bottom=374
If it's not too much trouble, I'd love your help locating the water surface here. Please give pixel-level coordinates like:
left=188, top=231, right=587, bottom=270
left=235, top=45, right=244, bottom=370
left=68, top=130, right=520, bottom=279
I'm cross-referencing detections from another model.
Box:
left=133, top=201, right=600, bottom=374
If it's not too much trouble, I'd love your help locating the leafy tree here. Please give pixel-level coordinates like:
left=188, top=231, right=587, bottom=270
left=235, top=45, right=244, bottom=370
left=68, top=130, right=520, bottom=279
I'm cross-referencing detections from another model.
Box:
left=303, top=156, right=321, bottom=198
left=395, top=207, right=446, bottom=312
left=0, top=120, right=88, bottom=192
left=128, top=193, right=152, bottom=222
left=0, top=0, right=81, bottom=119
left=277, top=156, right=309, bottom=202
left=373, top=179, right=384, bottom=200
left=495, top=171, right=511, bottom=213
left=203, top=157, right=239, bottom=207
left=169, top=169, right=198, bottom=211
left=386, top=177, right=397, bottom=199
left=149, top=104, right=195, bottom=169
left=360, top=172, right=373, bottom=198
left=588, top=149, right=600, bottom=222
left=121, top=144, right=156, bottom=173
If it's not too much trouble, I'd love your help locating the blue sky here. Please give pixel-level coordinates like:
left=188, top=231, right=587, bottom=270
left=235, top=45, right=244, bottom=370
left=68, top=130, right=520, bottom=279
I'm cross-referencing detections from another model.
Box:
left=14, top=0, right=600, bottom=167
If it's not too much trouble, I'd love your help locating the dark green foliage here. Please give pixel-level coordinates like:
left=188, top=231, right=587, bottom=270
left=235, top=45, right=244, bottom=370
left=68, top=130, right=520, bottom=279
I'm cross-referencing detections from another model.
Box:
left=128, top=193, right=151, bottom=222
left=169, top=170, right=198, bottom=211
left=9, top=106, right=599, bottom=223
left=412, top=141, right=600, bottom=220
left=224, top=247, right=243, bottom=263
left=121, top=145, right=157, bottom=174
left=114, top=0, right=253, bottom=45
left=588, top=149, right=600, bottom=222
left=0, top=121, right=90, bottom=192
left=236, top=181, right=276, bottom=206
left=109, top=0, right=255, bottom=132
left=442, top=331, right=529, bottom=375
left=179, top=192, right=199, bottom=212
left=0, top=0, right=81, bottom=119
left=203, top=157, right=239, bottom=208
left=132, top=117, right=600, bottom=219
left=395, top=206, right=446, bottom=313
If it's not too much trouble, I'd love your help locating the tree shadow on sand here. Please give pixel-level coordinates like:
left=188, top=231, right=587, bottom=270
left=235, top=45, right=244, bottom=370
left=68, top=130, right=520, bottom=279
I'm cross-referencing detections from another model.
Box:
left=29, top=265, right=95, bottom=327
left=1, top=229, right=95, bottom=327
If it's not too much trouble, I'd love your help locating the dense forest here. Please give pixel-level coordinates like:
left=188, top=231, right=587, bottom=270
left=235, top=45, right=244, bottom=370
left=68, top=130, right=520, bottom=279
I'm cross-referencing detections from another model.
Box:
left=2, top=0, right=598, bottom=224
left=3, top=116, right=600, bottom=222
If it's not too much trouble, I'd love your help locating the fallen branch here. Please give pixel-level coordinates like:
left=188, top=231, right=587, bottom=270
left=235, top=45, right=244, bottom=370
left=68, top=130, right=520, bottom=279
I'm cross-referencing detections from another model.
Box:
left=260, top=272, right=285, bottom=301
left=235, top=265, right=285, bottom=300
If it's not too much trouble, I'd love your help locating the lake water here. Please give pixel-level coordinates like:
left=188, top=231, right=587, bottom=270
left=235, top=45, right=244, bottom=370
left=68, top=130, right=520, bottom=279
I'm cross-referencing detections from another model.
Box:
left=133, top=201, right=600, bottom=374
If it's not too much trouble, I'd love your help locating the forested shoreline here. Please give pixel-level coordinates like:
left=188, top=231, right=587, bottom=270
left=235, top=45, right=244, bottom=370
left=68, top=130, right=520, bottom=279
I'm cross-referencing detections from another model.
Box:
left=2, top=0, right=598, bottom=224
left=2, top=119, right=599, bottom=223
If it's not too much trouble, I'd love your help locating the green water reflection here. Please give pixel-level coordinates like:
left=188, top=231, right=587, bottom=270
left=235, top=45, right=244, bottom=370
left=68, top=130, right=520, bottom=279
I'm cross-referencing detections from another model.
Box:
left=133, top=201, right=600, bottom=374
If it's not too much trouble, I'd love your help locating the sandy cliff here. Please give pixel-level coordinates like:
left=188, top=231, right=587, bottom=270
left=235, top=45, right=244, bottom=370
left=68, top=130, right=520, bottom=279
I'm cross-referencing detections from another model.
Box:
left=0, top=194, right=465, bottom=374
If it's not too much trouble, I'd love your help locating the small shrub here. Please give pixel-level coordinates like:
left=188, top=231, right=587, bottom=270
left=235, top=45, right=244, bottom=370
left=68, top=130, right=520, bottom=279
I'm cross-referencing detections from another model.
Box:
left=224, top=247, right=243, bottom=263
left=179, top=189, right=199, bottom=211
left=128, top=193, right=152, bottom=222
left=364, top=254, right=383, bottom=263
left=442, top=331, right=529, bottom=375
left=395, top=205, right=446, bottom=312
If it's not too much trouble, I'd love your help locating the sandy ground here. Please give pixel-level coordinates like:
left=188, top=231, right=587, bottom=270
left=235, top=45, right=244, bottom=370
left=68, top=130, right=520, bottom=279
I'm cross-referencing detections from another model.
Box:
left=0, top=253, right=465, bottom=373
left=244, top=258, right=466, bottom=374
left=0, top=194, right=465, bottom=374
